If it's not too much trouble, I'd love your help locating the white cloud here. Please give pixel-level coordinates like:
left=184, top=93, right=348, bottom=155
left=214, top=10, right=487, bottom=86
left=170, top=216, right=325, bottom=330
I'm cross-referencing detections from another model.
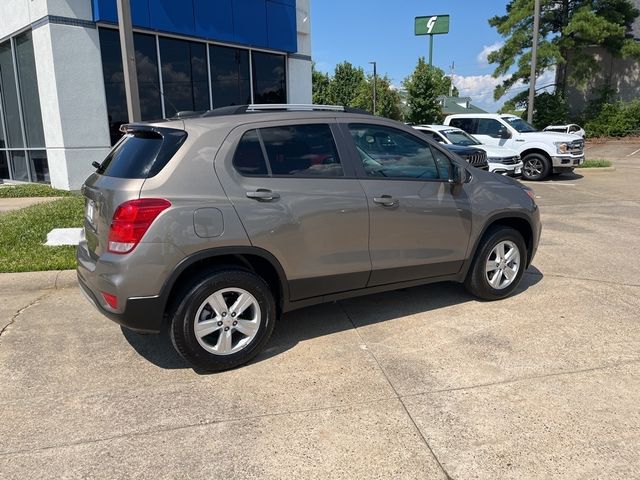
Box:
left=476, top=41, right=504, bottom=65
left=453, top=68, right=556, bottom=113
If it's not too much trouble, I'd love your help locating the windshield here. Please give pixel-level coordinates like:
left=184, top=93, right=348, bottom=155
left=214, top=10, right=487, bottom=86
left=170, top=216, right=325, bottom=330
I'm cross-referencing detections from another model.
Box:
left=503, top=117, right=537, bottom=133
left=441, top=129, right=482, bottom=146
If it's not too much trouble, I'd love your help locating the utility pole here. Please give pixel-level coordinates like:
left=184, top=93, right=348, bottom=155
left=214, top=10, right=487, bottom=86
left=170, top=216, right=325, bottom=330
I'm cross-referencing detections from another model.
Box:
left=116, top=0, right=141, bottom=122
left=449, top=61, right=455, bottom=97
left=369, top=61, right=377, bottom=115
left=527, top=0, right=541, bottom=124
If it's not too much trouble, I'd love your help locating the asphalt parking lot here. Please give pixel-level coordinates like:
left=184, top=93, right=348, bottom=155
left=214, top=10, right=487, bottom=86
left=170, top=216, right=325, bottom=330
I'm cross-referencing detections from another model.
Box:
left=1, top=141, right=639, bottom=479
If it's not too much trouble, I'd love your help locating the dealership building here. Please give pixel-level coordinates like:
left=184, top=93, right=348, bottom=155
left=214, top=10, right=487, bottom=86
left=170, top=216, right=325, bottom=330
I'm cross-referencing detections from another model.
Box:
left=0, top=0, right=312, bottom=189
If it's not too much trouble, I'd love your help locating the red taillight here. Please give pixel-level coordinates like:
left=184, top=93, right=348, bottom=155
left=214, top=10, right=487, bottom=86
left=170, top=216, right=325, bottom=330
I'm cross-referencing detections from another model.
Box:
left=101, top=292, right=118, bottom=309
left=107, top=198, right=171, bottom=254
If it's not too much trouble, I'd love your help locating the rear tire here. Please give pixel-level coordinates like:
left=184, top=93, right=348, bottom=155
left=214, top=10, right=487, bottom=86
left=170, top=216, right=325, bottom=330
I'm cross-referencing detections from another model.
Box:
left=170, top=269, right=276, bottom=372
left=522, top=153, right=551, bottom=181
left=465, top=226, right=528, bottom=301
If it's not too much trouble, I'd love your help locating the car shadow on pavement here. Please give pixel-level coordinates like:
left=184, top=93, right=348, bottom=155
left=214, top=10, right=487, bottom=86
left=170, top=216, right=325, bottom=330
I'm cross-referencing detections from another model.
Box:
left=121, top=266, right=543, bottom=372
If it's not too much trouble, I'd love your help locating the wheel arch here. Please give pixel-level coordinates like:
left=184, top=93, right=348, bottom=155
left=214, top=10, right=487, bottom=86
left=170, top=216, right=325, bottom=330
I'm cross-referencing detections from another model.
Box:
left=161, top=247, right=289, bottom=323
left=521, top=147, right=552, bottom=162
left=465, top=212, right=535, bottom=277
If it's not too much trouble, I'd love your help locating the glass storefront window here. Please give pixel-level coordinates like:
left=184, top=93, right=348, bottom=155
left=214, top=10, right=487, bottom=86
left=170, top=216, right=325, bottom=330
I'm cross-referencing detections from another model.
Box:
left=29, top=150, right=49, bottom=183
left=210, top=45, right=251, bottom=108
left=15, top=31, right=45, bottom=148
left=252, top=51, right=286, bottom=104
left=134, top=33, right=162, bottom=122
left=0, top=40, right=24, bottom=148
left=10, top=151, right=28, bottom=182
left=0, top=34, right=49, bottom=183
left=0, top=151, right=9, bottom=178
left=159, top=37, right=209, bottom=116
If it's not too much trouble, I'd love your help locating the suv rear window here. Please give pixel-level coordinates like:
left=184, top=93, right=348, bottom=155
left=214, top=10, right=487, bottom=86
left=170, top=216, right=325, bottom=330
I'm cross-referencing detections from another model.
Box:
left=98, top=129, right=186, bottom=179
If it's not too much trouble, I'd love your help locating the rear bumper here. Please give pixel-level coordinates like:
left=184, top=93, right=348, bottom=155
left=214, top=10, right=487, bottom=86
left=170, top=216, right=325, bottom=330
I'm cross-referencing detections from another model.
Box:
left=77, top=271, right=164, bottom=333
left=76, top=241, right=168, bottom=333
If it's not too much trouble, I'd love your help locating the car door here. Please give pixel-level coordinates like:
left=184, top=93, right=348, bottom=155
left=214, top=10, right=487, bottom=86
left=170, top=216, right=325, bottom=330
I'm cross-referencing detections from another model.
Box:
left=339, top=121, right=472, bottom=286
left=472, top=118, right=512, bottom=147
left=215, top=120, right=371, bottom=301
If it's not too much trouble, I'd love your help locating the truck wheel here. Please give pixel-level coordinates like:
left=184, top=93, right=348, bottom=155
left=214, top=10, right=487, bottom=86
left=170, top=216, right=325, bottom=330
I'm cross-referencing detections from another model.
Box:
left=170, top=269, right=276, bottom=372
left=522, top=153, right=550, bottom=181
left=465, top=226, right=528, bottom=301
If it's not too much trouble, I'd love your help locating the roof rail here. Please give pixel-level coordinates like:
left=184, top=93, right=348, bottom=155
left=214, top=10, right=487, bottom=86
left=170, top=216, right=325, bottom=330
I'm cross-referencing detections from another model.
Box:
left=199, top=104, right=373, bottom=118
left=245, top=104, right=345, bottom=112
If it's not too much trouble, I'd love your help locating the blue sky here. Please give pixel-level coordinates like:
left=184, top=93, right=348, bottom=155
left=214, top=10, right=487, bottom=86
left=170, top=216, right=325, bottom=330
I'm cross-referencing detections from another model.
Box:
left=310, top=0, right=554, bottom=112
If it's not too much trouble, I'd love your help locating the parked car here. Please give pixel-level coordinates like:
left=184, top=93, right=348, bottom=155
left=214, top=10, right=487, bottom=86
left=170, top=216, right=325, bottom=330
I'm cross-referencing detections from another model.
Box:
left=413, top=124, right=523, bottom=177
left=543, top=124, right=585, bottom=138
left=444, top=113, right=585, bottom=181
left=78, top=104, right=541, bottom=371
left=441, top=143, right=490, bottom=171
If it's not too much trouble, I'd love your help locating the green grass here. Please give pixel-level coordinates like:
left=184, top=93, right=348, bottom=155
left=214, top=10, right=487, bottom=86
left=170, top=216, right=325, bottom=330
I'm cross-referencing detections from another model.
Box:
left=0, top=183, right=74, bottom=198
left=0, top=196, right=84, bottom=272
left=577, top=159, right=612, bottom=168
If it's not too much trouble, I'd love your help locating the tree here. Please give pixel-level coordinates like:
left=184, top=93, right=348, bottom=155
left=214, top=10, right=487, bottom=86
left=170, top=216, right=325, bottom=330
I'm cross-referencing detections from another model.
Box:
left=312, top=63, right=332, bottom=105
left=352, top=75, right=403, bottom=120
left=327, top=61, right=366, bottom=107
left=402, top=58, right=452, bottom=124
left=488, top=0, right=640, bottom=100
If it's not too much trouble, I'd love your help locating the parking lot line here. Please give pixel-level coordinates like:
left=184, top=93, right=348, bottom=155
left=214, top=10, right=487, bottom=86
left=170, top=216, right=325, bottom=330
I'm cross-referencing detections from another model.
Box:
left=628, top=148, right=640, bottom=157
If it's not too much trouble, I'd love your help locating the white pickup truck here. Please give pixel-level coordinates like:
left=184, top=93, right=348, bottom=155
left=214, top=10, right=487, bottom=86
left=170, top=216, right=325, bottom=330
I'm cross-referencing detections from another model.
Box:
left=444, top=113, right=585, bottom=181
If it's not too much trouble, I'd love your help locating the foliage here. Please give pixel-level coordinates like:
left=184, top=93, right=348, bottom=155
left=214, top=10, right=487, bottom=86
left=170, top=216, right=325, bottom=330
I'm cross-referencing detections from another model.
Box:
left=531, top=92, right=570, bottom=128
left=311, top=63, right=332, bottom=105
left=577, top=159, right=612, bottom=168
left=352, top=74, right=403, bottom=120
left=584, top=99, right=640, bottom=137
left=402, top=58, right=452, bottom=124
left=0, top=196, right=84, bottom=272
left=327, top=61, right=366, bottom=107
left=312, top=62, right=403, bottom=120
left=0, top=184, right=74, bottom=198
left=488, top=0, right=640, bottom=100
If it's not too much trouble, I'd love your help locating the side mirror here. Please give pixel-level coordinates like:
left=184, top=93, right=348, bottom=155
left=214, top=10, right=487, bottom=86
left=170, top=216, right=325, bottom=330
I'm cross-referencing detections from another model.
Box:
left=498, top=127, right=511, bottom=139
left=448, top=164, right=464, bottom=185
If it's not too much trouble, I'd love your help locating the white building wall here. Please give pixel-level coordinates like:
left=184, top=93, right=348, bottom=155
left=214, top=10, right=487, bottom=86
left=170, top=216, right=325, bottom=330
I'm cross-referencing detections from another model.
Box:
left=287, top=0, right=312, bottom=104
left=33, top=22, right=111, bottom=190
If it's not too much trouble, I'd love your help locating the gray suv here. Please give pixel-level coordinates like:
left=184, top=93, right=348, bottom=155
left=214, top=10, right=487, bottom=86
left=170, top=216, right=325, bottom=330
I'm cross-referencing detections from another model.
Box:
left=77, top=105, right=541, bottom=371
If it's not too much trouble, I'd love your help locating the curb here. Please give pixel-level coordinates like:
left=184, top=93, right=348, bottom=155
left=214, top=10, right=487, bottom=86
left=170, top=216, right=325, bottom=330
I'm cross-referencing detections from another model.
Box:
left=0, top=269, right=76, bottom=294
left=576, top=167, right=616, bottom=173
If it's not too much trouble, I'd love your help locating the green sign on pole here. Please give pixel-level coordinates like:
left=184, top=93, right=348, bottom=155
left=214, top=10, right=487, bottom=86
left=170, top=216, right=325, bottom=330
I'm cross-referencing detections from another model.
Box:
left=414, top=15, right=450, bottom=36
left=414, top=15, right=450, bottom=66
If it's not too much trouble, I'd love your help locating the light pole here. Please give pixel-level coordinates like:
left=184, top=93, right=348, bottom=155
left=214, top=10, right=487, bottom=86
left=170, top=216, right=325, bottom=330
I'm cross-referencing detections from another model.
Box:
left=369, top=61, right=377, bottom=115
left=116, top=0, right=141, bottom=122
left=527, top=0, right=541, bottom=124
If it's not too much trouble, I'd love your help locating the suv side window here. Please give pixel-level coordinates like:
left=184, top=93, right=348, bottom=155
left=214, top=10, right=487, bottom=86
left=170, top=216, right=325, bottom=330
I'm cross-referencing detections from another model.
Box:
left=449, top=118, right=476, bottom=134
left=260, top=124, right=344, bottom=177
left=476, top=118, right=505, bottom=137
left=348, top=124, right=446, bottom=180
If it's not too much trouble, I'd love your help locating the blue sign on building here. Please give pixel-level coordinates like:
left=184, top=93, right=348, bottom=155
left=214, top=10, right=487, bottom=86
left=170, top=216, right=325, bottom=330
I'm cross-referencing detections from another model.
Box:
left=91, top=0, right=298, bottom=53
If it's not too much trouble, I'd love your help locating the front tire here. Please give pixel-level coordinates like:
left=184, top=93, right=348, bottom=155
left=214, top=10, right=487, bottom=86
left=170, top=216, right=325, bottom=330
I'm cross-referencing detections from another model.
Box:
left=170, top=269, right=276, bottom=372
left=465, top=226, right=528, bottom=301
left=522, top=153, right=551, bottom=181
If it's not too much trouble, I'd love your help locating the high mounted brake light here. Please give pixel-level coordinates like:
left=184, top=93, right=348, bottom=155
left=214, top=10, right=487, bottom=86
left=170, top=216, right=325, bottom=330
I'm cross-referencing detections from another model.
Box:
left=107, top=199, right=171, bottom=254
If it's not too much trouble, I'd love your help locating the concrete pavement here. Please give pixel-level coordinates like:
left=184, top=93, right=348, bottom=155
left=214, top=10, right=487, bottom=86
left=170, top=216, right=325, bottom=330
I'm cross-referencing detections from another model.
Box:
left=1, top=144, right=639, bottom=479
left=0, top=196, right=60, bottom=214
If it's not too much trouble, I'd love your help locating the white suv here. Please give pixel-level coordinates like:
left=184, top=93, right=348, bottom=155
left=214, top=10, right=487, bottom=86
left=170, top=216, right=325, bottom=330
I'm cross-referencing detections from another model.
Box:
left=413, top=125, right=523, bottom=177
left=444, top=114, right=585, bottom=181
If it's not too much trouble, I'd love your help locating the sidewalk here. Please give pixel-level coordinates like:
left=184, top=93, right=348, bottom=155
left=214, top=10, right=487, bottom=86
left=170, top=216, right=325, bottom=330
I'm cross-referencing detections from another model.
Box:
left=0, top=197, right=61, bottom=214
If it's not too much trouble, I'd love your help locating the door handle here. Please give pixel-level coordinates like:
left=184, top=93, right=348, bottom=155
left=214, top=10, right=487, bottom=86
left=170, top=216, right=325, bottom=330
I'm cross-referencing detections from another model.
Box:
left=246, top=189, right=280, bottom=201
left=373, top=195, right=398, bottom=207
